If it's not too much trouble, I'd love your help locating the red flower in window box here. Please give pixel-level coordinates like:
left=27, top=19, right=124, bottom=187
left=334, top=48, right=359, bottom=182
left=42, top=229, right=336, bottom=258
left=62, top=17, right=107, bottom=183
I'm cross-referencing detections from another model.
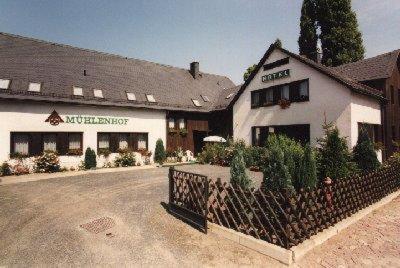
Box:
left=278, top=99, right=291, bottom=109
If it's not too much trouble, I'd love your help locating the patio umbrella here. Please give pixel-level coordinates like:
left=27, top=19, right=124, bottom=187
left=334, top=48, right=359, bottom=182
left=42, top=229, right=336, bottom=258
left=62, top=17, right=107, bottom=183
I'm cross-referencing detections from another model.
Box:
left=203, top=136, right=226, bottom=143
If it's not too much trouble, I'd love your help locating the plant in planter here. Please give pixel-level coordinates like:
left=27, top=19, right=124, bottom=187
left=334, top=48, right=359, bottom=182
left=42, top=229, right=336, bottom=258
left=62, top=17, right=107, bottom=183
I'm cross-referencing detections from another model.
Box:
left=34, top=150, right=61, bottom=173
left=278, top=99, right=291, bottom=109
left=137, top=149, right=152, bottom=165
left=98, top=148, right=111, bottom=157
left=84, top=147, right=97, bottom=170
left=179, top=128, right=188, bottom=136
left=66, top=148, right=83, bottom=156
left=168, top=128, right=177, bottom=134
left=176, top=147, right=184, bottom=162
left=154, top=139, right=166, bottom=165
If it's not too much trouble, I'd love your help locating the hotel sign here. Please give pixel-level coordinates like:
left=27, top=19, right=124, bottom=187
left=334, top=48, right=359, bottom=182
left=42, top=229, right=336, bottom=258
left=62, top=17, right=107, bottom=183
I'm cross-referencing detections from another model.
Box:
left=261, top=69, right=290, bottom=83
left=45, top=110, right=129, bottom=126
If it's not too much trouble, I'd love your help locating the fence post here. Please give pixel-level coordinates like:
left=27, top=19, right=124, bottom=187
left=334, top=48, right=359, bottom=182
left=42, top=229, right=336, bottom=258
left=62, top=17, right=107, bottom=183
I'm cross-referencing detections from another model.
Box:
left=204, top=178, right=209, bottom=234
left=169, top=166, right=174, bottom=208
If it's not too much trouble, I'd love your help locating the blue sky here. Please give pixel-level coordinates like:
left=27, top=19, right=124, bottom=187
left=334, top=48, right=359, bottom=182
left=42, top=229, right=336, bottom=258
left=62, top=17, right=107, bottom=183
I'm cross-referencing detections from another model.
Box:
left=0, top=0, right=399, bottom=84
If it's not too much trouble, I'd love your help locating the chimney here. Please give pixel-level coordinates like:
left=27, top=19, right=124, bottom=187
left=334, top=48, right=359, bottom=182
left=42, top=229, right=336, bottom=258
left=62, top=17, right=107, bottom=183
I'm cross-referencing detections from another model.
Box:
left=190, top=62, right=199, bottom=79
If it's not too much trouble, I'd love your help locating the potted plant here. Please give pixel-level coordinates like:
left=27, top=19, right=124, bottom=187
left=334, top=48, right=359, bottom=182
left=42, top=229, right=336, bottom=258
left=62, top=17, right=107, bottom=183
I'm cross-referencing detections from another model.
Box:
left=179, top=128, right=188, bottom=136
left=278, top=99, right=291, bottom=109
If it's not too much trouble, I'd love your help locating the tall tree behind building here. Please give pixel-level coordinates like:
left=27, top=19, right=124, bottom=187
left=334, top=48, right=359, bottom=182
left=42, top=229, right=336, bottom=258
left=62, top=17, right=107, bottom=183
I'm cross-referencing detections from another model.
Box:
left=298, top=0, right=318, bottom=61
left=298, top=0, right=365, bottom=66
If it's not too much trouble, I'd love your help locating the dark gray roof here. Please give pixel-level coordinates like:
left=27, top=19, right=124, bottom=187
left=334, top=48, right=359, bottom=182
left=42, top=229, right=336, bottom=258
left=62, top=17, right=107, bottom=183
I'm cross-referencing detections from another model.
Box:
left=213, top=84, right=242, bottom=110
left=332, top=49, right=400, bottom=82
left=0, top=32, right=236, bottom=112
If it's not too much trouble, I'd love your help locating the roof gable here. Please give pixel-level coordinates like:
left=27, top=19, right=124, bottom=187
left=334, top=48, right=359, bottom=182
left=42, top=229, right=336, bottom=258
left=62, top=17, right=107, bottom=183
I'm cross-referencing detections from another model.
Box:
left=229, top=44, right=385, bottom=109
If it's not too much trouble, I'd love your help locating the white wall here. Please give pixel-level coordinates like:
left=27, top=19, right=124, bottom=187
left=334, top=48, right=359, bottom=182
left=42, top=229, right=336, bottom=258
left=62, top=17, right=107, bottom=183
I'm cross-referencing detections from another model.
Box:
left=0, top=100, right=167, bottom=168
left=233, top=49, right=381, bottom=150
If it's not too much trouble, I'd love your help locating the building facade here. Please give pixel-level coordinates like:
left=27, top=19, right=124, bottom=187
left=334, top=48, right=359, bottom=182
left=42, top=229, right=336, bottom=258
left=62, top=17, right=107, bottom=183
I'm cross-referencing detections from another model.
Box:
left=231, top=45, right=385, bottom=160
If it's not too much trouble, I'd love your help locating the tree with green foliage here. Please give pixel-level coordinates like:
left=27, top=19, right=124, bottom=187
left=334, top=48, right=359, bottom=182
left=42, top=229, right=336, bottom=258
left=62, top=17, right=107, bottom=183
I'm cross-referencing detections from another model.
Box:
left=297, top=144, right=317, bottom=190
left=353, top=127, right=380, bottom=172
left=154, top=139, right=166, bottom=165
left=298, top=0, right=318, bottom=61
left=262, top=142, right=294, bottom=192
left=316, top=122, right=356, bottom=180
left=84, top=147, right=97, bottom=170
left=298, top=0, right=364, bottom=66
left=243, top=64, right=257, bottom=82
left=230, top=148, right=252, bottom=189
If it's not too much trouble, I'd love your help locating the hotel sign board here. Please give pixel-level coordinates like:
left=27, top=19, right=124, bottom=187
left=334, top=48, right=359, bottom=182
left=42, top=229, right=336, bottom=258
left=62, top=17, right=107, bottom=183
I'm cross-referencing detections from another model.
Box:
left=45, top=110, right=129, bottom=126
left=262, top=69, right=290, bottom=83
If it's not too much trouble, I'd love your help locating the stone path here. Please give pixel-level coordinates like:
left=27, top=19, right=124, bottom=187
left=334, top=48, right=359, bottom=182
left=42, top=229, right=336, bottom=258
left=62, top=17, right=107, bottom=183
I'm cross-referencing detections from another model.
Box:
left=297, top=196, right=400, bottom=267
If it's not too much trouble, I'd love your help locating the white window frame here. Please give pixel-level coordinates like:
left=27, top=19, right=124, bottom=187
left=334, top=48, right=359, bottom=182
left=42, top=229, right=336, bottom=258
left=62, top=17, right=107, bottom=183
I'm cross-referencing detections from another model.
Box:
left=126, top=92, right=136, bottom=101
left=93, top=89, right=104, bottom=98
left=0, top=79, right=11, bottom=89
left=73, top=86, right=83, bottom=96
left=28, top=82, right=41, bottom=92
left=146, top=94, right=156, bottom=102
left=192, top=99, right=202, bottom=107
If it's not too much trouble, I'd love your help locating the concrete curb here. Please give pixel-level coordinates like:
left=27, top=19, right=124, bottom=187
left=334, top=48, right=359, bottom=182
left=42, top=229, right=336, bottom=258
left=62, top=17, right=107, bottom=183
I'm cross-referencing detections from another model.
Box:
left=0, top=164, right=157, bottom=185
left=208, top=189, right=400, bottom=266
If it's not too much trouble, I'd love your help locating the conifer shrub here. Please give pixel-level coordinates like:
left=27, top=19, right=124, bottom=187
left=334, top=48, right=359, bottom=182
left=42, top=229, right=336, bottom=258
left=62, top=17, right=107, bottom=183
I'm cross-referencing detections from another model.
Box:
left=296, top=144, right=317, bottom=190
left=84, top=147, right=97, bottom=170
left=316, top=122, right=357, bottom=180
left=154, top=139, right=166, bottom=165
left=0, top=162, right=11, bottom=176
left=353, top=127, right=380, bottom=172
left=230, top=148, right=252, bottom=189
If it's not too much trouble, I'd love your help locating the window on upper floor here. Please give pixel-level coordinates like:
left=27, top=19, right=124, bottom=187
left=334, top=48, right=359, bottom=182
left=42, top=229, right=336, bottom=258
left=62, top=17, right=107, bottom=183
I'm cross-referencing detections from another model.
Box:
left=201, top=95, right=210, bottom=102
left=192, top=99, right=202, bottom=107
left=0, top=79, right=11, bottom=89
left=28, top=82, right=41, bottom=92
left=178, top=118, right=186, bottom=129
left=126, top=92, right=136, bottom=101
left=251, top=79, right=309, bottom=108
left=146, top=94, right=156, bottom=102
left=93, top=89, right=104, bottom=98
left=73, top=86, right=83, bottom=96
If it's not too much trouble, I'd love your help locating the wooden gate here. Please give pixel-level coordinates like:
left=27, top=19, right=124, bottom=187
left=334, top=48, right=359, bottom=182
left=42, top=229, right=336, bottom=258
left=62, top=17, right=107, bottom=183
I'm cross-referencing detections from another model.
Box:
left=168, top=167, right=209, bottom=233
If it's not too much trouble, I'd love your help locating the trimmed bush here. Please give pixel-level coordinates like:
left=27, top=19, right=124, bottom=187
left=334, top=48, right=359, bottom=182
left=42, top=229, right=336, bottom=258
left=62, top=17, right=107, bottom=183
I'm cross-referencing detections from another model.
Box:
left=230, top=148, right=252, bottom=189
left=353, top=127, right=380, bottom=172
left=84, top=147, right=97, bottom=170
left=316, top=123, right=357, bottom=180
left=244, top=146, right=268, bottom=169
left=0, top=162, right=12, bottom=176
left=34, top=150, right=61, bottom=173
left=296, top=144, right=317, bottom=190
left=154, top=139, right=166, bottom=165
left=114, top=150, right=136, bottom=167
left=262, top=142, right=293, bottom=191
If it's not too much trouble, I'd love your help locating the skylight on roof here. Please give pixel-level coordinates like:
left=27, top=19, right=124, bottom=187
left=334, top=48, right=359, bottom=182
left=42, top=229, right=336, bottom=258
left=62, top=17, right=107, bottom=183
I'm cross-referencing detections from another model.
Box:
left=0, top=79, right=10, bottom=89
left=226, top=93, right=234, bottom=99
left=73, top=86, right=83, bottom=96
left=146, top=94, right=156, bottom=102
left=28, top=82, right=41, bottom=92
left=192, top=99, right=202, bottom=107
left=93, top=89, right=104, bottom=98
left=201, top=95, right=210, bottom=102
left=126, top=92, right=136, bottom=101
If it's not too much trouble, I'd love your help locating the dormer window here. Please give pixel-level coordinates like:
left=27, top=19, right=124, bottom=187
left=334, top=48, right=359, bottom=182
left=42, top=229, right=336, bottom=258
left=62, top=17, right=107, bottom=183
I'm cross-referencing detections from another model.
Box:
left=146, top=94, right=156, bottom=102
left=192, top=99, right=202, bottom=107
left=28, top=82, right=41, bottom=92
left=0, top=79, right=10, bottom=89
left=126, top=92, right=136, bottom=101
left=93, top=89, right=104, bottom=98
left=73, top=86, right=83, bottom=96
left=201, top=95, right=210, bottom=102
left=226, top=93, right=234, bottom=99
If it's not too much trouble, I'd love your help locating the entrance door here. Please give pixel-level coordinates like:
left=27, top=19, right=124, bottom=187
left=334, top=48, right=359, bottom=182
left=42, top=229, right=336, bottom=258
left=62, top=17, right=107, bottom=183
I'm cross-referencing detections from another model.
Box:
left=193, top=131, right=208, bottom=156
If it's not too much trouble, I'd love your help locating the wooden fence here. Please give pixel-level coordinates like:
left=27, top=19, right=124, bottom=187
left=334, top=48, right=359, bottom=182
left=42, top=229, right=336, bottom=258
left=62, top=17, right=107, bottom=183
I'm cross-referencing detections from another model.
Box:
left=168, top=163, right=400, bottom=248
left=207, top=162, right=400, bottom=249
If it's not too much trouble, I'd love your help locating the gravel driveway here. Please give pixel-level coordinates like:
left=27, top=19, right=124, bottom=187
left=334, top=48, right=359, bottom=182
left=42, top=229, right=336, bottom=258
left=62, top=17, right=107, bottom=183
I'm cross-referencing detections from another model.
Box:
left=0, top=164, right=278, bottom=267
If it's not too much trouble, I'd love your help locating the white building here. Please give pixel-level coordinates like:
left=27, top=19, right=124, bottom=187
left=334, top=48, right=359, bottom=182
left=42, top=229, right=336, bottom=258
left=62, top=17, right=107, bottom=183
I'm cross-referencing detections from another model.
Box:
left=231, top=44, right=385, bottom=159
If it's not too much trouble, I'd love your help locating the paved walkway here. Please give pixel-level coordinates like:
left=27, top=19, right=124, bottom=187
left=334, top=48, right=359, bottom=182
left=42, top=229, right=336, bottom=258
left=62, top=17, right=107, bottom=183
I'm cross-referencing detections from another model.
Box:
left=297, top=196, right=400, bottom=267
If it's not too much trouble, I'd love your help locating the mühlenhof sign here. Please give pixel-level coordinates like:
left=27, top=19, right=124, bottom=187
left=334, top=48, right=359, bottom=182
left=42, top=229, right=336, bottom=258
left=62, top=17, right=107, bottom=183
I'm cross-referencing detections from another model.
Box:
left=45, top=110, right=129, bottom=126
left=262, top=69, right=290, bottom=83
